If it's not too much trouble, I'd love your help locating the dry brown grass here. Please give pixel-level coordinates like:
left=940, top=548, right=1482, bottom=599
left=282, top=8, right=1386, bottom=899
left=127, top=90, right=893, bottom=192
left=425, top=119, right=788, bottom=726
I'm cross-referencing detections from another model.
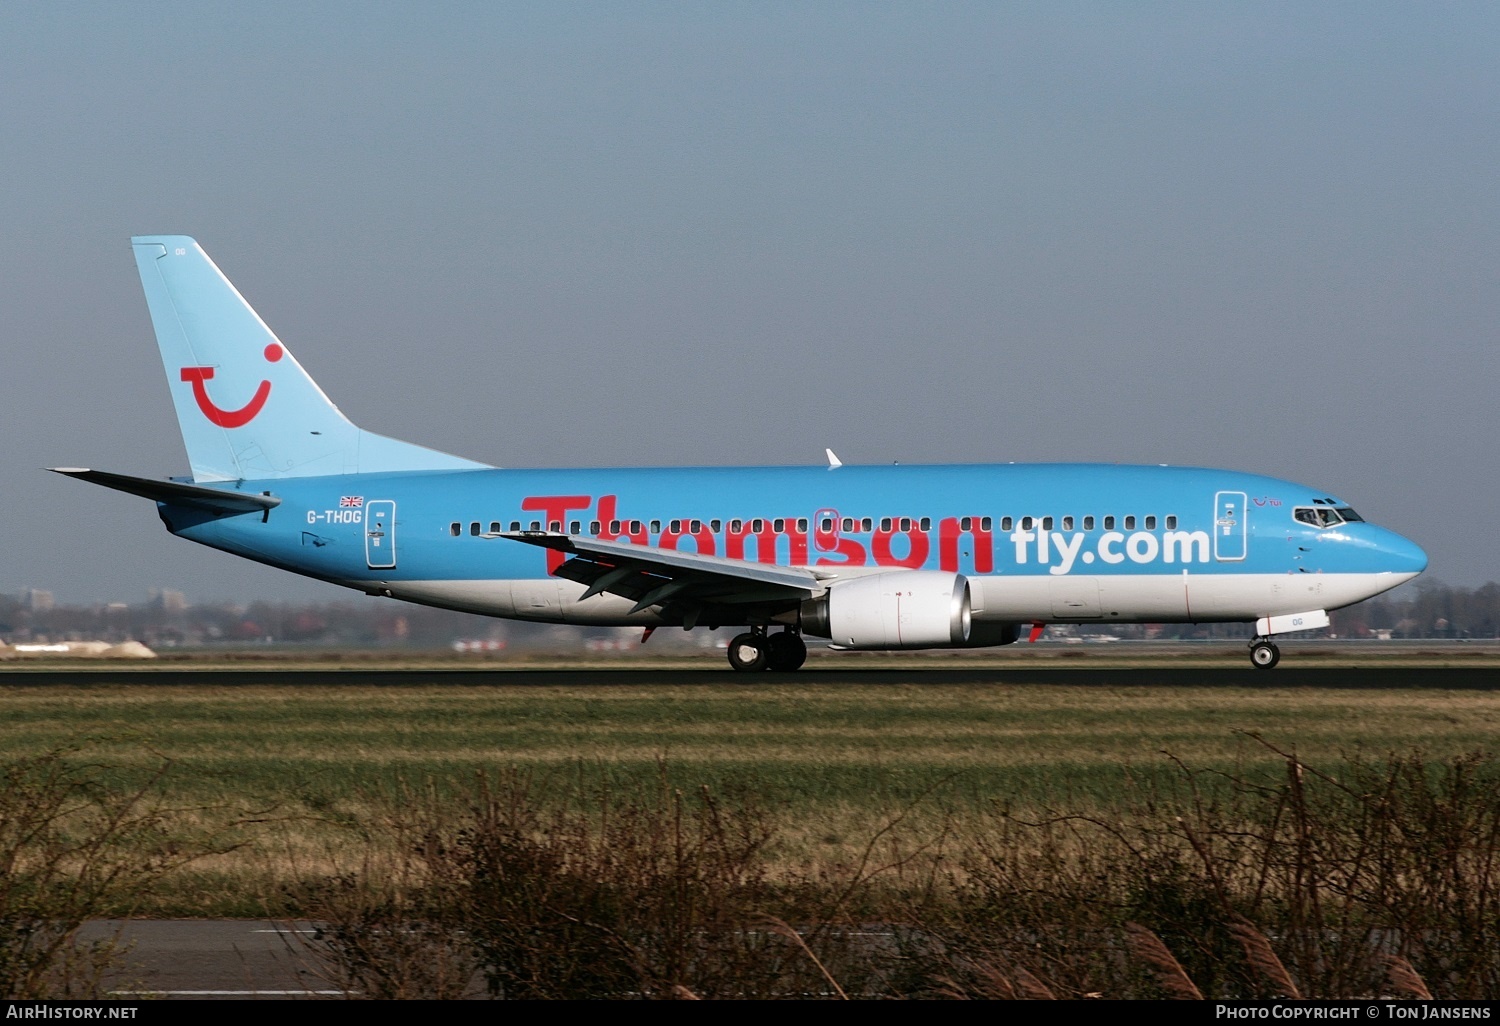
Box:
left=5, top=677, right=1500, bottom=930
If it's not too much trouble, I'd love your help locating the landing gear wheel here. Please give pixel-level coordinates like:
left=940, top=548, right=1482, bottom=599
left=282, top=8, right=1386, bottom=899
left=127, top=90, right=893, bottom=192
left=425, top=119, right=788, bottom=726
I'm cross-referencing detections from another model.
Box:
left=765, top=631, right=807, bottom=672
left=1250, top=640, right=1280, bottom=670
left=727, top=633, right=769, bottom=672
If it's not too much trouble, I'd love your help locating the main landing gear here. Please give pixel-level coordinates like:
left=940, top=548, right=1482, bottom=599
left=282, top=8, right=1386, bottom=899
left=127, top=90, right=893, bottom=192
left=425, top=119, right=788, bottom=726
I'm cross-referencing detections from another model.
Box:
left=727, top=628, right=808, bottom=673
left=1249, top=638, right=1281, bottom=670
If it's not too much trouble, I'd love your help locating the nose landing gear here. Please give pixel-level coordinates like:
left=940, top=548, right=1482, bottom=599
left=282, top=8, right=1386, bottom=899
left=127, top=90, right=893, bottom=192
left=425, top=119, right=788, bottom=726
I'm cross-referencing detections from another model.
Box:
left=1249, top=638, right=1281, bottom=670
left=726, top=629, right=807, bottom=672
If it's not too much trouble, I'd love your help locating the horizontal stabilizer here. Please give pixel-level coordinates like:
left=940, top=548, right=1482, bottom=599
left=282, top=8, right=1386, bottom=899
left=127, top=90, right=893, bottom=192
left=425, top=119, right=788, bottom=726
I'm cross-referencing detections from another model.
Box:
left=49, top=468, right=280, bottom=515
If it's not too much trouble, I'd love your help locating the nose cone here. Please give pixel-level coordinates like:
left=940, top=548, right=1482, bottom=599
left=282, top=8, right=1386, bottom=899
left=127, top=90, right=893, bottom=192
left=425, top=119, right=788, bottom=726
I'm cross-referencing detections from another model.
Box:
left=1377, top=527, right=1428, bottom=577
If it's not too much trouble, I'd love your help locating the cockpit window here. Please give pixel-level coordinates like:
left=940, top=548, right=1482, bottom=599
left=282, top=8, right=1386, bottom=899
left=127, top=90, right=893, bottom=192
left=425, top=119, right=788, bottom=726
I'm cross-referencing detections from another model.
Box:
left=1335, top=507, right=1363, bottom=522
left=1295, top=506, right=1355, bottom=528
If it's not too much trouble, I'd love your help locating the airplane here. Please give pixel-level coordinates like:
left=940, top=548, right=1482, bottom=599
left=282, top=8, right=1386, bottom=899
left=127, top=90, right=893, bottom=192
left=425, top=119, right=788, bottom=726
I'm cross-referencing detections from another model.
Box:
left=54, top=236, right=1428, bottom=671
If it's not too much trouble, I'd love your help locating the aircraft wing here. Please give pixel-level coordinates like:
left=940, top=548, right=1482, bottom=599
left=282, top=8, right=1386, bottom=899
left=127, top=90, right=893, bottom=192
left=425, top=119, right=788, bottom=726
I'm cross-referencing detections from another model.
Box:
left=498, top=532, right=826, bottom=613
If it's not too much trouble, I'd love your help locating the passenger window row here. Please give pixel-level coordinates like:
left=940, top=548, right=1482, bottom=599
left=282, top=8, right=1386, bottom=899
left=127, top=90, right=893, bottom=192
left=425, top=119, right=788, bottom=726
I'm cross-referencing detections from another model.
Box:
left=998, top=515, right=1176, bottom=532
left=448, top=513, right=1180, bottom=538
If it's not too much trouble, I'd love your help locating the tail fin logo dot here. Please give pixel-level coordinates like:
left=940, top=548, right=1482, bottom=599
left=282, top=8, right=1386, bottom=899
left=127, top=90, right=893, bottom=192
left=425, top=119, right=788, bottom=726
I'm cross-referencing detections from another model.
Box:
left=180, top=343, right=283, bottom=428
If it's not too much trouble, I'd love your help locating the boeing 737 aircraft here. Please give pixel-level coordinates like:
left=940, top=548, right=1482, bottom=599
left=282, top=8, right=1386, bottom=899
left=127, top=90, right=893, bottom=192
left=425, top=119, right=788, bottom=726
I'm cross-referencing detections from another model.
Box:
left=55, top=237, right=1427, bottom=670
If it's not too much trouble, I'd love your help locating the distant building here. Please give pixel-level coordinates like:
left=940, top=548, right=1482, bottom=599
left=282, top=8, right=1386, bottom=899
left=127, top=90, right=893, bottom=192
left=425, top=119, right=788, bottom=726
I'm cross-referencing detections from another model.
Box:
left=149, top=589, right=188, bottom=612
left=24, top=589, right=53, bottom=612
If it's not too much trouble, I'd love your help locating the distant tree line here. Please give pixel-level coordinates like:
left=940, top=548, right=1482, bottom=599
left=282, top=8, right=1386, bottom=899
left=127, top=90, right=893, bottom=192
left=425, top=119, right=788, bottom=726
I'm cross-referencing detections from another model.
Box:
left=1329, top=580, right=1500, bottom=639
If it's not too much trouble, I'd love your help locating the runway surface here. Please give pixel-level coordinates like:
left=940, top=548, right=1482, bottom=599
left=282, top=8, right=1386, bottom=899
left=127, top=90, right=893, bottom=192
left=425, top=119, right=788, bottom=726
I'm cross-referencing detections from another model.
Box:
left=1, top=663, right=1498, bottom=689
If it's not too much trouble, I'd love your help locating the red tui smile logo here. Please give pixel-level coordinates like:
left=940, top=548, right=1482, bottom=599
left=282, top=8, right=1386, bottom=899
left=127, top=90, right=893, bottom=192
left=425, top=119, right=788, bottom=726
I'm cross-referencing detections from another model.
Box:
left=181, top=344, right=283, bottom=427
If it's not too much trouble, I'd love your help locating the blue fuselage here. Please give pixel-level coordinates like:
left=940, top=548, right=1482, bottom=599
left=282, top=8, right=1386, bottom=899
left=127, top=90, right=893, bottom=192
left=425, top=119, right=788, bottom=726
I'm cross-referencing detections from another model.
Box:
left=159, top=462, right=1425, bottom=628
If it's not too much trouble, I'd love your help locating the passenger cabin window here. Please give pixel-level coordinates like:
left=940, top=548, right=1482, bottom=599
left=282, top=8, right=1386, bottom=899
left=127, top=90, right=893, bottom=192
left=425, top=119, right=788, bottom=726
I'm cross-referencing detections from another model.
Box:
left=590, top=521, right=600, bottom=535
left=899, top=517, right=911, bottom=531
left=1001, top=517, right=1012, bottom=531
left=880, top=517, right=892, bottom=532
left=1042, top=516, right=1054, bottom=530
left=1061, top=516, right=1073, bottom=530
left=861, top=518, right=872, bottom=532
left=1145, top=516, right=1156, bottom=530
left=510, top=521, right=521, bottom=532
left=450, top=522, right=461, bottom=537
left=1021, top=517, right=1033, bottom=530
left=1104, top=516, right=1115, bottom=530
left=690, top=520, right=702, bottom=533
left=980, top=516, right=992, bottom=531
left=920, top=517, right=931, bottom=531
left=1165, top=516, right=1177, bottom=529
left=1124, top=516, right=1136, bottom=530
left=570, top=521, right=581, bottom=535
left=650, top=520, right=661, bottom=534
left=840, top=518, right=853, bottom=532
left=469, top=522, right=480, bottom=536
left=729, top=519, right=742, bottom=532
left=489, top=522, right=501, bottom=534
left=960, top=516, right=972, bottom=531
left=1083, top=516, right=1095, bottom=530
left=774, top=519, right=785, bottom=532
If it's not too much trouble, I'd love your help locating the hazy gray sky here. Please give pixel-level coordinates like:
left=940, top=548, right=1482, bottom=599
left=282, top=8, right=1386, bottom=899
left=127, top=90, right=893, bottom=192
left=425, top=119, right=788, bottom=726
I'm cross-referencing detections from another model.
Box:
left=3, top=2, right=1495, bottom=604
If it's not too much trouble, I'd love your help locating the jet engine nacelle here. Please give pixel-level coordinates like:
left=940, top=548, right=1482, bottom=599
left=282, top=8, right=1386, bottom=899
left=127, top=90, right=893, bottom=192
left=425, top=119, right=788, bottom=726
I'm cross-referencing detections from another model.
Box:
left=801, top=571, right=972, bottom=649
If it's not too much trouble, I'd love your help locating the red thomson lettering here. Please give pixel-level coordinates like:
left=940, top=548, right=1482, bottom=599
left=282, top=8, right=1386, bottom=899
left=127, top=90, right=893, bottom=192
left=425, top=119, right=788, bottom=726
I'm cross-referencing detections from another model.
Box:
left=814, top=536, right=867, bottom=567
left=938, top=517, right=994, bottom=573
left=595, top=496, right=647, bottom=545
left=871, top=521, right=930, bottom=569
left=725, top=519, right=807, bottom=565
left=521, top=495, right=592, bottom=572
left=659, top=521, right=716, bottom=556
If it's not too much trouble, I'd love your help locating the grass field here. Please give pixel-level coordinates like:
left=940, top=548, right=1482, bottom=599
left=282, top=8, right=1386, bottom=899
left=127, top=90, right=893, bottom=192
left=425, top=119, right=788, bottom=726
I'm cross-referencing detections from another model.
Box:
left=3, top=663, right=1500, bottom=918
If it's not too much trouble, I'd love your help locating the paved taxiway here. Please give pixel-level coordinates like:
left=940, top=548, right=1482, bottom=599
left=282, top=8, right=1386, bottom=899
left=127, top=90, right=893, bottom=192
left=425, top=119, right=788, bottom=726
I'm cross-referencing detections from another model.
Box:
left=80, top=920, right=350, bottom=1000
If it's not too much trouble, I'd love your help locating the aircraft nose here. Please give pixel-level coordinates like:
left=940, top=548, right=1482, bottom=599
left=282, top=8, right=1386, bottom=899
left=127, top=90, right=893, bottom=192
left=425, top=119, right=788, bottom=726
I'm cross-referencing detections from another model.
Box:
left=1379, top=529, right=1428, bottom=576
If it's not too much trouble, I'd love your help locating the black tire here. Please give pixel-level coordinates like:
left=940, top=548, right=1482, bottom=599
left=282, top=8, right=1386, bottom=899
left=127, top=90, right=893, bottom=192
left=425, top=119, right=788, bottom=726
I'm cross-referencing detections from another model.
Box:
left=727, top=633, right=768, bottom=672
left=1250, top=641, right=1280, bottom=670
left=765, top=631, right=808, bottom=672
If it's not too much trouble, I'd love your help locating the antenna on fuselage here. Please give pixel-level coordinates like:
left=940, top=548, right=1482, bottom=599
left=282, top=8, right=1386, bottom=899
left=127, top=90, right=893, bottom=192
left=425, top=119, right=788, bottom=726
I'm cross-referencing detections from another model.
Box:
left=825, top=448, right=843, bottom=469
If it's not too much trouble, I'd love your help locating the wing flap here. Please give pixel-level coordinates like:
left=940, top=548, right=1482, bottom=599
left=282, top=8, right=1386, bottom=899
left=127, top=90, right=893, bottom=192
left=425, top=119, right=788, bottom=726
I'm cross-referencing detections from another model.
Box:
left=501, top=532, right=823, bottom=607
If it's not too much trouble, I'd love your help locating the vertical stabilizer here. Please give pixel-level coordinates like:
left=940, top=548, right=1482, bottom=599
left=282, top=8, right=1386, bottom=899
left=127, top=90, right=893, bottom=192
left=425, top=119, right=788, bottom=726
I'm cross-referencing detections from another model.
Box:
left=132, top=236, right=489, bottom=481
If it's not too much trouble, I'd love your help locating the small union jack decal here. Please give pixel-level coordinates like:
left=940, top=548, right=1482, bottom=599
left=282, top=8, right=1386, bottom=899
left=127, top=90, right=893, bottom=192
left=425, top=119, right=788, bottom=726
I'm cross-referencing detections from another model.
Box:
left=340, top=496, right=364, bottom=508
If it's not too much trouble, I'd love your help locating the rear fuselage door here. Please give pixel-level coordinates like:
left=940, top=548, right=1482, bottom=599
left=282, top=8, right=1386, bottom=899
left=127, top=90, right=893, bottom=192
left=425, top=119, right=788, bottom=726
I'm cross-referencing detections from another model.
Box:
left=1213, top=491, right=1247, bottom=561
left=365, top=500, right=396, bottom=569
